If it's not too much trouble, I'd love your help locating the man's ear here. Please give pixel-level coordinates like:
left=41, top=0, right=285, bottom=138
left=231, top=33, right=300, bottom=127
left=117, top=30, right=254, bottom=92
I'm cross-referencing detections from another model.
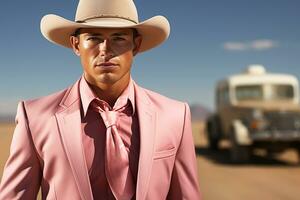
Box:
left=133, top=35, right=142, bottom=56
left=70, top=36, right=81, bottom=56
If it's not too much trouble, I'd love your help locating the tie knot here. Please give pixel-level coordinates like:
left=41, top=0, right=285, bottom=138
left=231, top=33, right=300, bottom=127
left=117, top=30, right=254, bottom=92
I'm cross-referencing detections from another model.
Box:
left=91, top=99, right=125, bottom=128
left=101, top=110, right=117, bottom=128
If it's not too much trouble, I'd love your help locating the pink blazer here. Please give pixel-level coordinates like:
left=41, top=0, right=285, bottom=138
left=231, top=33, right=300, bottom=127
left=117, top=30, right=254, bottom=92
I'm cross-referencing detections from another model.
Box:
left=0, top=79, right=201, bottom=200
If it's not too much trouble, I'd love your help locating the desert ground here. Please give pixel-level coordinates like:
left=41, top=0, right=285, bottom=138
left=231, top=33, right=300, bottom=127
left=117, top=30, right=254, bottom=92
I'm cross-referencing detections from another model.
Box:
left=1, top=122, right=300, bottom=200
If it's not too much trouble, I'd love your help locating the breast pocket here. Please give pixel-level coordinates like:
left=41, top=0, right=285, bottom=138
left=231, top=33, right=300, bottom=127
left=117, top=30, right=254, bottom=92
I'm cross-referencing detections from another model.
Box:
left=153, top=147, right=177, bottom=160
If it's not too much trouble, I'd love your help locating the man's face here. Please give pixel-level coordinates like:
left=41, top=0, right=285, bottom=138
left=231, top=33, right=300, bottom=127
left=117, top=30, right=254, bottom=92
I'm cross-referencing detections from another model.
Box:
left=70, top=28, right=142, bottom=88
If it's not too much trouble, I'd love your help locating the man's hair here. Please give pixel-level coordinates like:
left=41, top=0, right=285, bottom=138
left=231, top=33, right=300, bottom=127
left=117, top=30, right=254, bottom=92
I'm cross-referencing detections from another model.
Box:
left=72, top=28, right=140, bottom=39
left=73, top=28, right=81, bottom=37
left=132, top=28, right=139, bottom=39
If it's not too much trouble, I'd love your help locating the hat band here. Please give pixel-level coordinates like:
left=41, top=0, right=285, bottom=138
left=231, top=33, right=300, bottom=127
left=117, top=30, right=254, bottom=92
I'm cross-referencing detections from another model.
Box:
left=76, top=15, right=138, bottom=24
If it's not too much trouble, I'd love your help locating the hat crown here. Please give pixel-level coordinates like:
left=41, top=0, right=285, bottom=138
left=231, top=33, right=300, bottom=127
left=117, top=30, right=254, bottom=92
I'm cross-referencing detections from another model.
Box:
left=75, top=0, right=139, bottom=23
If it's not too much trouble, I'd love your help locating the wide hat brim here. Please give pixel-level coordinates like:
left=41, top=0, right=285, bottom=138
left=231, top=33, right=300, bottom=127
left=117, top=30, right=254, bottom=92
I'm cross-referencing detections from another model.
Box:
left=40, top=14, right=170, bottom=53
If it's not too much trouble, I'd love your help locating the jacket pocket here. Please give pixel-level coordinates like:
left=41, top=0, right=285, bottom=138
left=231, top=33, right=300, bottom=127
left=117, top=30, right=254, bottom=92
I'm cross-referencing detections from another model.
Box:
left=153, top=147, right=176, bottom=160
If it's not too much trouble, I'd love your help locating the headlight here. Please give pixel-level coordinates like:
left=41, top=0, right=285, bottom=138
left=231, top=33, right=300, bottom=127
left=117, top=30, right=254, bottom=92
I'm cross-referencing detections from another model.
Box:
left=250, top=120, right=268, bottom=130
left=250, top=109, right=268, bottom=131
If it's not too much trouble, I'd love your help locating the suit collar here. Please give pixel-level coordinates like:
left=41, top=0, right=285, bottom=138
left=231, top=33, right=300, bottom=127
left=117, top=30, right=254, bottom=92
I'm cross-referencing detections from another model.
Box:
left=58, top=78, right=81, bottom=109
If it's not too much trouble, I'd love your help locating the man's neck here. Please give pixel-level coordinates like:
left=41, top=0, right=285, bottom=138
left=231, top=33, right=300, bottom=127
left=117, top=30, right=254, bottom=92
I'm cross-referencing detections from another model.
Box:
left=86, top=75, right=130, bottom=108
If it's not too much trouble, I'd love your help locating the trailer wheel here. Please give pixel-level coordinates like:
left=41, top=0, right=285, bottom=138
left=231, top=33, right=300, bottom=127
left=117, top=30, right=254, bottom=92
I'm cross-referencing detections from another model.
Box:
left=206, top=116, right=220, bottom=150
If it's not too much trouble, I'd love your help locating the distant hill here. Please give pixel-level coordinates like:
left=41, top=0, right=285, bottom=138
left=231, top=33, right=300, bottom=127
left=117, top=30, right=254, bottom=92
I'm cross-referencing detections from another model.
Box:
left=189, top=104, right=212, bottom=122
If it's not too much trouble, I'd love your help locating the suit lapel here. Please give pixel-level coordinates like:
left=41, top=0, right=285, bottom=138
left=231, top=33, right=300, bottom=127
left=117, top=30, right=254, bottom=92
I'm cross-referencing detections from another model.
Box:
left=134, top=82, right=157, bottom=200
left=55, top=79, right=93, bottom=200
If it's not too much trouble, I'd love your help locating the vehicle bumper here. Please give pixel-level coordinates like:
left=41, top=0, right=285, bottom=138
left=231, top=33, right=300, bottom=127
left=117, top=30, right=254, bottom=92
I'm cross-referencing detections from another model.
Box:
left=250, top=130, right=300, bottom=141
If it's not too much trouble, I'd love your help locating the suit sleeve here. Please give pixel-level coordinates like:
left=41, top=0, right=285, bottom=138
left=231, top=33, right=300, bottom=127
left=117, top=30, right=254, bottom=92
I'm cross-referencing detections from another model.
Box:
left=167, top=103, right=201, bottom=200
left=0, top=101, right=41, bottom=200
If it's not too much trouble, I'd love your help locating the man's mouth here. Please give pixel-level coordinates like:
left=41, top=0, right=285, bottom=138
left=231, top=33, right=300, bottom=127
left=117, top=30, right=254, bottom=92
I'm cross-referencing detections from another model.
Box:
left=95, top=62, right=118, bottom=69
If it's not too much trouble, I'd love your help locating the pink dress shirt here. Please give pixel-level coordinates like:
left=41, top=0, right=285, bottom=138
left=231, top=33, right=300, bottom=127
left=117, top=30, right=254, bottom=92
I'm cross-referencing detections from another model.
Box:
left=79, top=76, right=140, bottom=199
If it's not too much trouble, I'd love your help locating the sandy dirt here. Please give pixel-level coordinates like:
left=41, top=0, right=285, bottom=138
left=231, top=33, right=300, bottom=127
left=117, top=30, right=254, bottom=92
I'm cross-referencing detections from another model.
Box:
left=193, top=121, right=300, bottom=200
left=1, top=122, right=300, bottom=200
left=0, top=123, right=15, bottom=173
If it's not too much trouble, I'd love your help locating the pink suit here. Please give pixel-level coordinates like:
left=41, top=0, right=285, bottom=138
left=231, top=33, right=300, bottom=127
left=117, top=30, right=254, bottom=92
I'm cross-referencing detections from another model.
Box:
left=0, top=79, right=201, bottom=200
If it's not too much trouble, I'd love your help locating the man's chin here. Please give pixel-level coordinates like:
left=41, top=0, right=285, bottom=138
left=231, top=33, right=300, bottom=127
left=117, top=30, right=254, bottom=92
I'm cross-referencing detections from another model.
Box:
left=96, top=74, right=119, bottom=85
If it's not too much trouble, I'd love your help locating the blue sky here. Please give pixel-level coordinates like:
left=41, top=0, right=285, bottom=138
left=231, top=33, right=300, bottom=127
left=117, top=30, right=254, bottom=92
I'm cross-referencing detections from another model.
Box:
left=1, top=0, right=300, bottom=115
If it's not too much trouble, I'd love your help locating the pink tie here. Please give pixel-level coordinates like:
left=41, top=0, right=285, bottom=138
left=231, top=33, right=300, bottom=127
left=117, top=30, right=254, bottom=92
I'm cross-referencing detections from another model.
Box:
left=92, top=101, right=134, bottom=200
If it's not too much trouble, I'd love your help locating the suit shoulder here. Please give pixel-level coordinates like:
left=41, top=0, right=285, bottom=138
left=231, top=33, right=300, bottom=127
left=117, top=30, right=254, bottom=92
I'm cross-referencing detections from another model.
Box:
left=140, top=87, right=190, bottom=140
left=143, top=87, right=187, bottom=108
left=141, top=88, right=189, bottom=122
left=23, top=87, right=70, bottom=117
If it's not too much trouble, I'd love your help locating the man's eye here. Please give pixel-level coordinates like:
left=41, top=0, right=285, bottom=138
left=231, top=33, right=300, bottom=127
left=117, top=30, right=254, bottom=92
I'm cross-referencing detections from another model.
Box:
left=87, top=37, right=102, bottom=42
left=113, top=37, right=126, bottom=42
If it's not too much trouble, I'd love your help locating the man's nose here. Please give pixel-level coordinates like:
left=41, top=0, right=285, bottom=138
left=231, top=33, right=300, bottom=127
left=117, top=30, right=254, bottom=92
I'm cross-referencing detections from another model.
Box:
left=99, top=39, right=109, bottom=51
left=99, top=40, right=113, bottom=59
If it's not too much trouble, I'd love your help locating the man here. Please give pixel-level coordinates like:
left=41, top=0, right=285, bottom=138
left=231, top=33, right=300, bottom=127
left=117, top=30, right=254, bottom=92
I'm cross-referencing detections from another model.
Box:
left=0, top=0, right=201, bottom=199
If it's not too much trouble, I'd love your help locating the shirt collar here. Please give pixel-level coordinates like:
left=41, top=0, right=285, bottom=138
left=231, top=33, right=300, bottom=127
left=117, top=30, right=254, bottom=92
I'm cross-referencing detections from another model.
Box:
left=79, top=75, right=135, bottom=118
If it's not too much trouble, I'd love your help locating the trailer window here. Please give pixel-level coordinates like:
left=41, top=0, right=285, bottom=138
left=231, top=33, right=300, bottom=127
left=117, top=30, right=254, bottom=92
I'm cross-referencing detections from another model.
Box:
left=268, top=84, right=294, bottom=100
left=235, top=85, right=263, bottom=101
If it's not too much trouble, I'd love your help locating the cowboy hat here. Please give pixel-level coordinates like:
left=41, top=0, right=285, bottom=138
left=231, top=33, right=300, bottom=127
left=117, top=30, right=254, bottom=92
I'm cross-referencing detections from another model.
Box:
left=40, top=0, right=170, bottom=52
